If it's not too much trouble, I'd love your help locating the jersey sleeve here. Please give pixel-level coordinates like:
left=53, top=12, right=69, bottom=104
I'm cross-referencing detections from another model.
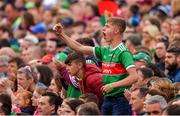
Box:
left=93, top=46, right=106, bottom=60
left=120, top=51, right=135, bottom=70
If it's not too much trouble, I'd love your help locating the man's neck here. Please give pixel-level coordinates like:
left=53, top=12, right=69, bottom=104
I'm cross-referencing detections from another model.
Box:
left=110, top=36, right=122, bottom=49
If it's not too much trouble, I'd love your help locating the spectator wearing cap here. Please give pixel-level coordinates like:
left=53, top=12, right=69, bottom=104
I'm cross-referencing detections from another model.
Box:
left=156, top=5, right=171, bottom=21
left=30, top=23, right=47, bottom=42
left=133, top=52, right=152, bottom=69
left=125, top=33, right=141, bottom=53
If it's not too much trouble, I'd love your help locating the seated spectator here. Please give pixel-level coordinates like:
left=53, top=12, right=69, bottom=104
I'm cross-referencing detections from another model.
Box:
left=0, top=94, right=12, bottom=115
left=57, top=98, right=84, bottom=115
left=15, top=90, right=34, bottom=115
left=36, top=65, right=53, bottom=87
left=37, top=92, right=60, bottom=115
left=48, top=75, right=62, bottom=96
left=129, top=88, right=148, bottom=115
left=76, top=102, right=100, bottom=115
left=144, top=95, right=167, bottom=115
left=133, top=52, right=152, bottom=69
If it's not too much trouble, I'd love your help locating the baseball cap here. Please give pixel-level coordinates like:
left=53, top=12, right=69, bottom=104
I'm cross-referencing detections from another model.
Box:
left=133, top=52, right=152, bottom=64
left=24, top=34, right=39, bottom=44
left=54, top=52, right=68, bottom=62
left=41, top=54, right=54, bottom=64
left=30, top=23, right=47, bottom=34
left=157, top=5, right=171, bottom=16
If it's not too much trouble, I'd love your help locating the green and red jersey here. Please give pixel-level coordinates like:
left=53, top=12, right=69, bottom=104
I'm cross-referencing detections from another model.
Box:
left=93, top=42, right=135, bottom=97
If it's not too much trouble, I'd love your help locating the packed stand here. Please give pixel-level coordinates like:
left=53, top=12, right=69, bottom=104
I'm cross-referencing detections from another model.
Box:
left=0, top=0, right=179, bottom=115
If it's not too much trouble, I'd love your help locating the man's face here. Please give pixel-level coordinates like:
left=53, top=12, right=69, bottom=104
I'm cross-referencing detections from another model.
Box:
left=129, top=90, right=144, bottom=113
left=17, top=73, right=30, bottom=90
left=45, top=40, right=57, bottom=54
left=5, top=4, right=15, bottom=20
left=7, top=62, right=17, bottom=80
left=37, top=96, right=54, bottom=115
left=145, top=103, right=162, bottom=115
left=102, top=23, right=117, bottom=43
left=155, top=42, right=167, bottom=59
left=26, top=48, right=36, bottom=62
left=165, top=52, right=177, bottom=70
left=66, top=61, right=80, bottom=76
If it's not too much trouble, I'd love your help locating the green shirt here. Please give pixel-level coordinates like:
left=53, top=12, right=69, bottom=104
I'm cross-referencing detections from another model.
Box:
left=94, top=43, right=135, bottom=97
left=66, top=85, right=81, bottom=98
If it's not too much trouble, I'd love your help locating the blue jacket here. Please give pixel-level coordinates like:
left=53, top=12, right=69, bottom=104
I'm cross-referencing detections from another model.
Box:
left=168, top=68, right=180, bottom=82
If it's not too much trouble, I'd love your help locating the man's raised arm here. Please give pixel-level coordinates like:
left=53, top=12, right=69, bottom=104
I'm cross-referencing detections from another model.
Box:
left=53, top=23, right=94, bottom=55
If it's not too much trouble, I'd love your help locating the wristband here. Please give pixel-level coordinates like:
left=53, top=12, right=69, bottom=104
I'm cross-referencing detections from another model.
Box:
left=109, top=83, right=114, bottom=91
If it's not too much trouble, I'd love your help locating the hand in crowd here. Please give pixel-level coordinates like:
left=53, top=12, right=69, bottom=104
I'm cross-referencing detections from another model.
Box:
left=53, top=23, right=64, bottom=36
left=53, top=58, right=66, bottom=70
left=101, top=83, right=113, bottom=94
left=0, top=78, right=11, bottom=90
left=124, top=89, right=131, bottom=101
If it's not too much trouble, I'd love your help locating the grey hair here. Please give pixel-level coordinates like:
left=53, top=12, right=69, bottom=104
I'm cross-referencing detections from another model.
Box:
left=144, top=95, right=167, bottom=109
left=0, top=55, right=10, bottom=65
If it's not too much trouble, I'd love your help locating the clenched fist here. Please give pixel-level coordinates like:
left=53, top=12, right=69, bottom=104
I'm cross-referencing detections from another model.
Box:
left=53, top=23, right=63, bottom=35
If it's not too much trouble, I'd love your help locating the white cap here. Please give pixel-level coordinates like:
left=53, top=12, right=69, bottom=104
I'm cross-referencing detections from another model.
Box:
left=24, top=34, right=39, bottom=44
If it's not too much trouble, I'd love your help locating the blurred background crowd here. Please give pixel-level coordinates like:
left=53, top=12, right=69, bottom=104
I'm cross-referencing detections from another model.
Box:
left=0, top=0, right=179, bottom=115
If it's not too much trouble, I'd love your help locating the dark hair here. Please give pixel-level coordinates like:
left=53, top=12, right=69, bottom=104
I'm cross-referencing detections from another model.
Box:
left=8, top=57, right=25, bottom=68
left=79, top=93, right=99, bottom=105
left=148, top=17, right=161, bottom=30
left=77, top=102, right=100, bottom=115
left=164, top=104, right=180, bottom=115
left=72, top=21, right=86, bottom=28
left=145, top=63, right=165, bottom=77
left=53, top=74, right=62, bottom=92
left=22, top=12, right=35, bottom=30
left=42, top=92, right=60, bottom=112
left=107, top=17, right=126, bottom=33
left=0, top=39, right=10, bottom=48
left=0, top=94, right=12, bottom=115
left=36, top=65, right=53, bottom=86
left=138, top=67, right=153, bottom=79
left=76, top=38, right=95, bottom=47
left=167, top=46, right=180, bottom=56
left=158, top=37, right=169, bottom=49
left=130, top=4, right=139, bottom=15
left=0, top=25, right=13, bottom=38
left=66, top=99, right=84, bottom=113
left=65, top=52, right=86, bottom=68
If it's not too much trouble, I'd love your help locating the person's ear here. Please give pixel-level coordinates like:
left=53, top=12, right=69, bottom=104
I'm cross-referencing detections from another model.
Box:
left=77, top=62, right=83, bottom=69
left=25, top=99, right=30, bottom=105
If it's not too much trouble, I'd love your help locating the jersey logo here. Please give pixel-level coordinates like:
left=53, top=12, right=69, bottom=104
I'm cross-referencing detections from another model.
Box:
left=102, top=62, right=127, bottom=75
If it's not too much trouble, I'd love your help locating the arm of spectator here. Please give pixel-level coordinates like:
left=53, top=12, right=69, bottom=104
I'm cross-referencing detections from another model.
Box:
left=102, top=67, right=138, bottom=93
left=53, top=23, right=94, bottom=55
